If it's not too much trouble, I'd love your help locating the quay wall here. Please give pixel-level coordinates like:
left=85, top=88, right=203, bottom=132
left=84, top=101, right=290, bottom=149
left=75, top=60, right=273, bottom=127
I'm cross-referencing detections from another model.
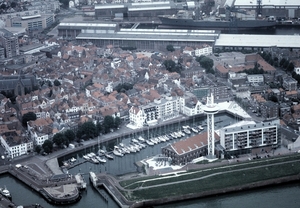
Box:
left=130, top=174, right=300, bottom=208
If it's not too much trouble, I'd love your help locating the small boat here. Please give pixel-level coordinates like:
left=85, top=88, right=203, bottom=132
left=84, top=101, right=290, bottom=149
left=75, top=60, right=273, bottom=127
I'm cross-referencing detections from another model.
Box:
left=146, top=140, right=154, bottom=146
left=184, top=128, right=191, bottom=134
left=198, top=125, right=204, bottom=130
left=132, top=138, right=139, bottom=143
left=122, top=147, right=131, bottom=154
left=83, top=155, right=89, bottom=160
left=138, top=136, right=145, bottom=142
left=170, top=133, right=177, bottom=139
left=139, top=143, right=146, bottom=148
left=179, top=131, right=185, bottom=137
left=119, top=143, right=125, bottom=147
left=98, top=149, right=106, bottom=155
left=105, top=153, right=114, bottom=159
left=113, top=146, right=124, bottom=157
left=158, top=136, right=166, bottom=142
left=151, top=138, right=158, bottom=144
left=70, top=157, right=76, bottom=163
left=182, top=125, right=190, bottom=129
left=0, top=186, right=12, bottom=200
left=91, top=157, right=99, bottom=164
left=96, top=156, right=106, bottom=163
left=191, top=127, right=198, bottom=133
left=89, top=152, right=96, bottom=157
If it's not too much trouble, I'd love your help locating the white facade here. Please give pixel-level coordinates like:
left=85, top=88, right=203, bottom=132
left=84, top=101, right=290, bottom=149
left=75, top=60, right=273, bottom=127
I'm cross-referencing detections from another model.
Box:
left=247, top=74, right=264, bottom=83
left=0, top=135, right=33, bottom=159
left=219, top=120, right=279, bottom=151
left=195, top=46, right=212, bottom=57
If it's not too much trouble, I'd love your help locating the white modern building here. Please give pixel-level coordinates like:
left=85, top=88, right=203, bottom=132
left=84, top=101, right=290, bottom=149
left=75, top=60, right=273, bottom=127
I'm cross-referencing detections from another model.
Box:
left=195, top=45, right=213, bottom=57
left=219, top=120, right=279, bottom=155
left=0, top=134, right=33, bottom=159
left=247, top=74, right=264, bottom=83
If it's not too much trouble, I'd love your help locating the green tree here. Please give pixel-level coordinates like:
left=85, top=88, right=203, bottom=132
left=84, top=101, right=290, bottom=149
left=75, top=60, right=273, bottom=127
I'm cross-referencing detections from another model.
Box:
left=76, top=121, right=96, bottom=140
left=279, top=58, right=287, bottom=67
left=42, top=140, right=53, bottom=153
left=35, top=145, right=42, bottom=154
left=163, top=60, right=176, bottom=72
left=52, top=132, right=66, bottom=147
left=166, top=45, right=175, bottom=52
left=54, top=79, right=61, bottom=86
left=269, top=95, right=278, bottom=102
left=103, top=115, right=114, bottom=133
left=287, top=62, right=294, bottom=72
left=64, top=129, right=75, bottom=142
left=22, top=112, right=37, bottom=126
left=114, top=117, right=122, bottom=129
left=196, top=56, right=214, bottom=71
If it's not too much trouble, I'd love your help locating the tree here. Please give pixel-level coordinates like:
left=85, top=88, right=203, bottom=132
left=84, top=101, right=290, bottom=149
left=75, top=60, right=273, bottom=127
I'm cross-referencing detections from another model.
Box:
left=64, top=129, right=75, bottom=142
left=22, top=112, right=37, bottom=126
left=103, top=116, right=114, bottom=133
left=76, top=121, right=97, bottom=140
left=54, top=79, right=61, bottom=86
left=196, top=56, right=214, bottom=71
left=35, top=145, right=42, bottom=154
left=42, top=140, right=53, bottom=153
left=166, top=45, right=175, bottom=52
left=11, top=2, right=17, bottom=8
left=269, top=95, right=278, bottom=103
left=163, top=60, right=176, bottom=72
left=287, top=62, right=294, bottom=72
left=114, top=117, right=122, bottom=129
left=52, top=132, right=66, bottom=147
left=279, top=58, right=287, bottom=67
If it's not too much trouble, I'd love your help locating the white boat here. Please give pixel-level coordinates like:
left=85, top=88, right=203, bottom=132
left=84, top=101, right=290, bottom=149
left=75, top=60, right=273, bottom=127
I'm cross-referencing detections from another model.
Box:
left=132, top=138, right=139, bottom=143
left=70, top=157, right=76, bottom=163
left=98, top=149, right=106, bottom=155
left=184, top=128, right=191, bottom=134
left=119, top=143, right=125, bottom=147
left=182, top=125, right=190, bottom=129
left=174, top=132, right=181, bottom=138
left=170, top=133, right=177, bottom=139
left=163, top=135, right=170, bottom=141
left=83, top=155, right=89, bottom=160
left=91, top=157, right=99, bottom=164
left=191, top=127, right=199, bottom=133
left=90, top=152, right=96, bottom=157
left=146, top=140, right=154, bottom=146
left=96, top=156, right=106, bottom=163
left=0, top=186, right=11, bottom=199
left=113, top=146, right=124, bottom=157
left=179, top=131, right=185, bottom=137
left=127, top=145, right=137, bottom=153
left=159, top=136, right=166, bottom=142
left=198, top=125, right=204, bottom=130
left=139, top=143, right=146, bottom=148
left=138, top=136, right=145, bottom=142
left=105, top=153, right=114, bottom=159
left=151, top=138, right=157, bottom=144
left=132, top=144, right=141, bottom=152
left=122, top=147, right=131, bottom=154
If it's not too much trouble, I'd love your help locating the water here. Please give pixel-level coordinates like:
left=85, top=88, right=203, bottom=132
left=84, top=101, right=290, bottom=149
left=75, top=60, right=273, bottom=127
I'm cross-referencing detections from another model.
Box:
left=0, top=112, right=265, bottom=207
left=155, top=182, right=300, bottom=208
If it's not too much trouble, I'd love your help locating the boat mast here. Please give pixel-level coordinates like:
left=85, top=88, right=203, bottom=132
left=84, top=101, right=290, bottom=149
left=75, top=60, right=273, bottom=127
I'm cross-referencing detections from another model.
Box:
left=257, top=0, right=262, bottom=17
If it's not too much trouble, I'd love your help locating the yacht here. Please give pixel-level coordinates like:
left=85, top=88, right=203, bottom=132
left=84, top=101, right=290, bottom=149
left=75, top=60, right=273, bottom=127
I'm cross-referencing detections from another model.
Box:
left=132, top=138, right=139, bottom=143
left=119, top=143, right=125, bottom=147
left=191, top=127, right=199, bottom=133
left=105, top=153, right=114, bottom=160
left=70, top=157, right=76, bottom=163
left=139, top=142, right=146, bottom=148
left=198, top=125, right=204, bottom=130
left=83, top=155, right=90, bottom=160
left=127, top=145, right=137, bottom=153
left=91, top=157, right=99, bottom=164
left=98, top=149, right=106, bottom=155
left=182, top=125, right=190, bottom=129
left=184, top=128, right=191, bottom=134
left=146, top=139, right=154, bottom=146
left=0, top=186, right=11, bottom=199
left=138, top=136, right=145, bottom=142
left=96, top=156, right=106, bottom=163
left=151, top=138, right=158, bottom=144
left=113, top=146, right=124, bottom=157
left=122, top=147, right=131, bottom=154
left=90, top=152, right=96, bottom=157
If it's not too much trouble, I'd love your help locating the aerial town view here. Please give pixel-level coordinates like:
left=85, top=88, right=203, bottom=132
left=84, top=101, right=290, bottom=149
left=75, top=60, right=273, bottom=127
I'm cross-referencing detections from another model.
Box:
left=1, top=0, right=300, bottom=207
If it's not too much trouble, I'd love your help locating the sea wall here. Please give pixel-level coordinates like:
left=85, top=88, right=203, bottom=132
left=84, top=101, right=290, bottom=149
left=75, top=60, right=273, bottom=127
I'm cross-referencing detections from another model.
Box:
left=130, top=174, right=300, bottom=208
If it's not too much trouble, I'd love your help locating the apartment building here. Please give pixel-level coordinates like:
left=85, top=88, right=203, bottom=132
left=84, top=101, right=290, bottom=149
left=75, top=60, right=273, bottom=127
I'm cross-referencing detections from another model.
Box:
left=282, top=76, right=297, bottom=91
left=219, top=120, right=279, bottom=155
left=0, top=28, right=19, bottom=58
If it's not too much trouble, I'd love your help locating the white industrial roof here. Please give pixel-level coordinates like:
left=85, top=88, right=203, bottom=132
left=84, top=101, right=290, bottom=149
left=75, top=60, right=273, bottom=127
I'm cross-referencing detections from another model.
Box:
left=215, top=34, right=300, bottom=48
left=234, top=0, right=300, bottom=6
left=59, top=22, right=117, bottom=27
left=95, top=4, right=125, bottom=9
left=128, top=6, right=171, bottom=11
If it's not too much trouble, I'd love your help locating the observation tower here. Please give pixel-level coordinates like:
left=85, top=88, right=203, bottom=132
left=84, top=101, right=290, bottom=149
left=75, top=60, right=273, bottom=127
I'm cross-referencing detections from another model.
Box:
left=203, top=93, right=219, bottom=159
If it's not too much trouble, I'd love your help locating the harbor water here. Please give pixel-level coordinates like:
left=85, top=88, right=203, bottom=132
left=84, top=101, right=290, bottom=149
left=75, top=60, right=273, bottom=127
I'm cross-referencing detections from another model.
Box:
left=0, top=112, right=297, bottom=207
